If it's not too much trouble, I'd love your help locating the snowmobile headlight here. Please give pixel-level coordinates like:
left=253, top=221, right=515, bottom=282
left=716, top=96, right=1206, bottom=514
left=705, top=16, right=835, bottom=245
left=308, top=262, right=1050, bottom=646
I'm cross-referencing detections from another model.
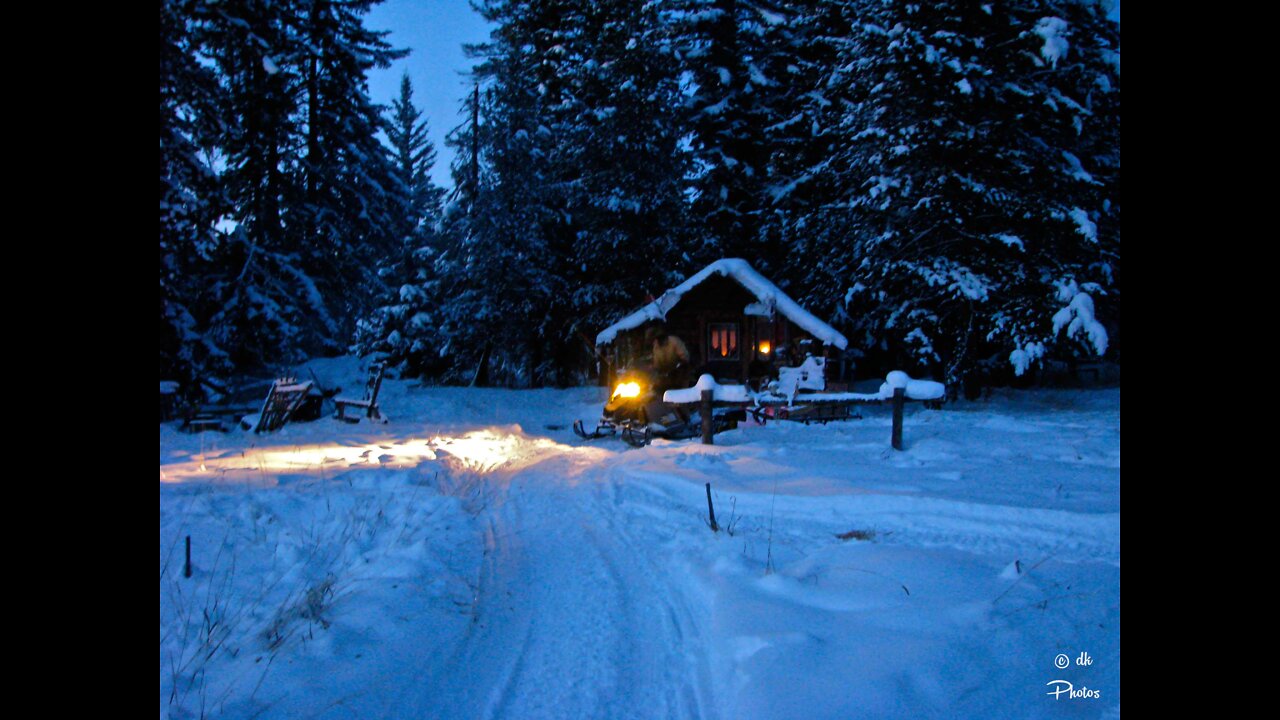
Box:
left=612, top=381, right=642, bottom=400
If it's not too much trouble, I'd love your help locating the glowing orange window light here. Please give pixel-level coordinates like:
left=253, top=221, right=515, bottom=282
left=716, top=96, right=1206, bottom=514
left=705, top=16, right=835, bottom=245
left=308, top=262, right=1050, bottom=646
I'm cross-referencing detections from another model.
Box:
left=709, top=323, right=739, bottom=359
left=759, top=341, right=772, bottom=355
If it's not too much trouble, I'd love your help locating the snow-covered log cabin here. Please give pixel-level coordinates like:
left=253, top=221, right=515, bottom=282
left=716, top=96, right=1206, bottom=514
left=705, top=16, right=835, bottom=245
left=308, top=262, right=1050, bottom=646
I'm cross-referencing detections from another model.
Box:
left=595, top=259, right=849, bottom=387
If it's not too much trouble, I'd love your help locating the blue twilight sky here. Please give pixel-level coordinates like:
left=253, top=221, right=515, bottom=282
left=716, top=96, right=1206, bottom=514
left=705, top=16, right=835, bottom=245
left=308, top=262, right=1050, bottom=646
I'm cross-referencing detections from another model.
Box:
left=365, top=0, right=492, bottom=190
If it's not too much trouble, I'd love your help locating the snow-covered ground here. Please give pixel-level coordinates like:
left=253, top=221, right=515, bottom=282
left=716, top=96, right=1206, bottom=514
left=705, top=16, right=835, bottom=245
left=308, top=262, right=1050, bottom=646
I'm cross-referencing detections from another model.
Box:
left=160, top=357, right=1120, bottom=719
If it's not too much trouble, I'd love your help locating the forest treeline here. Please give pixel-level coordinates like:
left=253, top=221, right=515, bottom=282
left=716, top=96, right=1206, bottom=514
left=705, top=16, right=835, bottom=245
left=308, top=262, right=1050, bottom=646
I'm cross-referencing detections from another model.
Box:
left=160, top=0, right=1119, bottom=393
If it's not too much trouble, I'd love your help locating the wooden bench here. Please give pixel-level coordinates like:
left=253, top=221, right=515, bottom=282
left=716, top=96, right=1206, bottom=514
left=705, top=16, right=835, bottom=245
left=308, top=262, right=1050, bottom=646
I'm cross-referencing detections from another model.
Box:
left=180, top=403, right=259, bottom=434
left=160, top=381, right=181, bottom=422
left=1075, top=361, right=1107, bottom=383
left=180, top=414, right=226, bottom=433
left=334, top=362, right=387, bottom=423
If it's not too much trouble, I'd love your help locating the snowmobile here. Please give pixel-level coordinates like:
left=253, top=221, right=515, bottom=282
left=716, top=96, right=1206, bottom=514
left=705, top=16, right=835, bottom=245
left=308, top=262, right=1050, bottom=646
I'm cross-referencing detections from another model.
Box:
left=573, top=366, right=740, bottom=447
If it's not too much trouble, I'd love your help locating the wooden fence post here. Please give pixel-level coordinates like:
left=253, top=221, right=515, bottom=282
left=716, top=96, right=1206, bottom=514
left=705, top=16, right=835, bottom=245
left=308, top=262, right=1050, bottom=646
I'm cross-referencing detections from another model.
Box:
left=700, top=389, right=714, bottom=445
left=705, top=482, right=719, bottom=532
left=891, top=386, right=905, bottom=451
left=184, top=535, right=193, bottom=578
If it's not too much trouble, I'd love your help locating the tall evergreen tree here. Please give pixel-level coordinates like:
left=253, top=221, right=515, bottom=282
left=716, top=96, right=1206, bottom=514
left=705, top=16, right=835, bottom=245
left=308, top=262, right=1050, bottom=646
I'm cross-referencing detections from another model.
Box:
left=160, top=0, right=233, bottom=392
left=293, top=0, right=407, bottom=342
left=431, top=0, right=691, bottom=386
left=428, top=82, right=484, bottom=381
left=164, top=0, right=1119, bottom=391
left=430, top=0, right=566, bottom=386
left=668, top=0, right=790, bottom=270
left=753, top=0, right=857, bottom=302
left=552, top=0, right=691, bottom=380
left=386, top=73, right=445, bottom=241
left=358, top=74, right=448, bottom=377
left=832, top=0, right=1120, bottom=386
left=189, top=0, right=313, bottom=370
left=160, top=0, right=407, bottom=381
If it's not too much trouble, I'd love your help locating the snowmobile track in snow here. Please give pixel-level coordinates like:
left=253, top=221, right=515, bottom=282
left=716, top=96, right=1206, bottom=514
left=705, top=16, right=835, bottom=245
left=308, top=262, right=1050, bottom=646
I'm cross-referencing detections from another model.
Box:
left=404, top=448, right=716, bottom=720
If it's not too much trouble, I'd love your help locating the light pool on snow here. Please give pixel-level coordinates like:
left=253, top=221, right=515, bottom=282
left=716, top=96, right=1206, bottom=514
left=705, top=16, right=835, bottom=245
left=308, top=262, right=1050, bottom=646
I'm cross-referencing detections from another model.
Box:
left=160, top=429, right=568, bottom=483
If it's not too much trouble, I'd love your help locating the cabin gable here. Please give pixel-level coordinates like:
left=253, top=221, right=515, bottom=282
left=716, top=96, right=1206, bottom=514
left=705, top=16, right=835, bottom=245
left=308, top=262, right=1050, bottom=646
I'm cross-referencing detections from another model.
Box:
left=595, top=259, right=848, bottom=386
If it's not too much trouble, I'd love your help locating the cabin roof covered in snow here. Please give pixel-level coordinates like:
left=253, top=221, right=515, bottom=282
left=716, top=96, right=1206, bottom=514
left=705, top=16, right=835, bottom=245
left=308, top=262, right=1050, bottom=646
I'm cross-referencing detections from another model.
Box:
left=595, top=258, right=849, bottom=349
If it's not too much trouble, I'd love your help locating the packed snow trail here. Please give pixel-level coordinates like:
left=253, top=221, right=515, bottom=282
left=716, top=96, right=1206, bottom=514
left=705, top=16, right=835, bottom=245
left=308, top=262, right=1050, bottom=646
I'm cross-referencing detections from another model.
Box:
left=398, top=449, right=717, bottom=720
left=390, top=431, right=1118, bottom=720
left=160, top=376, right=1119, bottom=719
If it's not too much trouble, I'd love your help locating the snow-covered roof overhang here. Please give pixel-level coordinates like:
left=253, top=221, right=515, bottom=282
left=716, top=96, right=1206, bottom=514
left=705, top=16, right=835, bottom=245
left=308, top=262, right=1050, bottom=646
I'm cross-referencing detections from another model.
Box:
left=595, top=258, right=849, bottom=350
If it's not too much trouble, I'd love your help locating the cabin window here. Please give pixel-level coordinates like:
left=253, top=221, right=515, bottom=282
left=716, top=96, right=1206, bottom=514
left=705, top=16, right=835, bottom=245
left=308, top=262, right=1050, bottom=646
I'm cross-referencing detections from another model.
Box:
left=708, top=323, right=740, bottom=360
left=755, top=318, right=774, bottom=358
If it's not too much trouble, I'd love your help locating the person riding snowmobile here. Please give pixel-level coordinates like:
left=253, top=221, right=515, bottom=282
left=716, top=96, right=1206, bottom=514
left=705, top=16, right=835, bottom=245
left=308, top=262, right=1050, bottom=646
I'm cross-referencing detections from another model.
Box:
left=574, top=322, right=735, bottom=445
left=645, top=322, right=691, bottom=393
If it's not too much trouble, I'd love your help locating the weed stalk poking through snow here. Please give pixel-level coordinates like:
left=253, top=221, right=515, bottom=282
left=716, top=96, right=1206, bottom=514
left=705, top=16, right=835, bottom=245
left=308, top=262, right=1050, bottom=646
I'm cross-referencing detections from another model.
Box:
left=765, top=477, right=778, bottom=575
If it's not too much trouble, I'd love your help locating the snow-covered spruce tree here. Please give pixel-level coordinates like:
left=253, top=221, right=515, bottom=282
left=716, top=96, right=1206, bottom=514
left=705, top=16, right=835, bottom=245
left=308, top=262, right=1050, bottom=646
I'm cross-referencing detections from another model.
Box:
left=386, top=73, right=446, bottom=244
left=667, top=0, right=792, bottom=272
left=427, top=0, right=571, bottom=387
left=357, top=74, right=447, bottom=378
left=160, top=0, right=234, bottom=391
left=292, top=0, right=407, bottom=345
left=185, top=0, right=316, bottom=371
left=432, top=0, right=689, bottom=387
left=555, top=0, right=691, bottom=375
left=751, top=0, right=860, bottom=305
left=172, top=0, right=405, bottom=373
left=834, top=0, right=1119, bottom=387
left=429, top=83, right=485, bottom=383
